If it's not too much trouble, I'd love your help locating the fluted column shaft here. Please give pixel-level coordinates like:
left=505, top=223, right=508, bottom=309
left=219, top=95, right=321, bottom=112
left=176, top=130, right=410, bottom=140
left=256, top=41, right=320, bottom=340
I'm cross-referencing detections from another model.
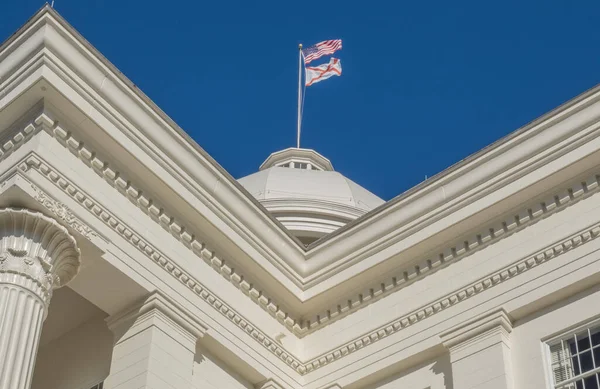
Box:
left=0, top=276, right=46, bottom=389
left=0, top=208, right=80, bottom=389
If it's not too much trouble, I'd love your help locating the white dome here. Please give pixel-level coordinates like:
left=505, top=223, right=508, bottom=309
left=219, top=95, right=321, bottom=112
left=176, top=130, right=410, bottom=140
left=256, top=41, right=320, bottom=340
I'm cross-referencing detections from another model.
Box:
left=238, top=148, right=384, bottom=244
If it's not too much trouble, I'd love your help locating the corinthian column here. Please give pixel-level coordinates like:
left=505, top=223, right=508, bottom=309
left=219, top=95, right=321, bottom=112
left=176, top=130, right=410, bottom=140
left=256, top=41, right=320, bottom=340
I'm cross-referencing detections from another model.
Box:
left=0, top=208, right=80, bottom=389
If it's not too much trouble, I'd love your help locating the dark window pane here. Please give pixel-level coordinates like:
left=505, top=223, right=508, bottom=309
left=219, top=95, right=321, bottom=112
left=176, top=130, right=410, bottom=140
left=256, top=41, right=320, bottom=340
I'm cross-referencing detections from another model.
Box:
left=584, top=375, right=600, bottom=389
left=571, top=339, right=579, bottom=354
left=577, top=379, right=584, bottom=389
left=594, top=348, right=600, bottom=368
left=579, top=336, right=592, bottom=352
left=573, top=356, right=582, bottom=375
left=581, top=351, right=594, bottom=372
left=592, top=329, right=600, bottom=347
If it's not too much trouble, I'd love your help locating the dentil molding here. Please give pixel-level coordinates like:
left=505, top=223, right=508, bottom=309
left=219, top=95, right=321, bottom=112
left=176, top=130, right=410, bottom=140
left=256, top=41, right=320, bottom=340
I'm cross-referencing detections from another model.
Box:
left=17, top=153, right=305, bottom=373
left=17, top=150, right=600, bottom=374
left=5, top=114, right=600, bottom=374
left=27, top=112, right=304, bottom=330
left=0, top=207, right=80, bottom=306
left=21, top=112, right=600, bottom=338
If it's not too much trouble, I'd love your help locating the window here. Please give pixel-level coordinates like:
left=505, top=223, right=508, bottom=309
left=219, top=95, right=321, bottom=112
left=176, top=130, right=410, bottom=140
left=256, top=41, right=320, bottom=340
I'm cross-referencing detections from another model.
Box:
left=297, top=163, right=308, bottom=169
left=549, top=325, right=600, bottom=388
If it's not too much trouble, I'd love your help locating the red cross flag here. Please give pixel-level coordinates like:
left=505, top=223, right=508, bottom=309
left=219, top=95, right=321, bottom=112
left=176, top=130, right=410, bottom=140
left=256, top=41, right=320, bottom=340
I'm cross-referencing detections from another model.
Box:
left=305, top=58, right=342, bottom=87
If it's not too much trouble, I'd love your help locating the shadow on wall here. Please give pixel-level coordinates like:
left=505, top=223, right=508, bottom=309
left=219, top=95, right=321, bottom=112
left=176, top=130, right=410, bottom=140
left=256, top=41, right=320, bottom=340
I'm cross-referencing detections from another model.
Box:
left=194, top=343, right=254, bottom=389
left=361, top=352, right=453, bottom=389
left=431, top=353, right=453, bottom=389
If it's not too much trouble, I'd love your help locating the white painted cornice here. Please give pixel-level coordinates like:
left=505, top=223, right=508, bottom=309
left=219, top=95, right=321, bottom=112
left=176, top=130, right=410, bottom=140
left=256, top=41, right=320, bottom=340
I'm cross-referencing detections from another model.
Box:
left=19, top=108, right=600, bottom=337
left=4, top=6, right=600, bottom=302
left=10, top=145, right=600, bottom=376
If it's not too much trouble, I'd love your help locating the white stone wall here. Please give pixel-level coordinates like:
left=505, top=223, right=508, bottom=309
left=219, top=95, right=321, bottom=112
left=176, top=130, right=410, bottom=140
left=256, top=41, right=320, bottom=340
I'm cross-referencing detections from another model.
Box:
left=193, top=346, right=253, bottom=389
left=512, top=284, right=600, bottom=389
left=31, top=316, right=113, bottom=389
left=364, top=357, right=450, bottom=389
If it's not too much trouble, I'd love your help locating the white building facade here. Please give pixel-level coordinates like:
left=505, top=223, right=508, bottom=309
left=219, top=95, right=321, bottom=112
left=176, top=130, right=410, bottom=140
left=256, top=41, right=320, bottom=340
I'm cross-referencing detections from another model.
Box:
left=1, top=6, right=600, bottom=389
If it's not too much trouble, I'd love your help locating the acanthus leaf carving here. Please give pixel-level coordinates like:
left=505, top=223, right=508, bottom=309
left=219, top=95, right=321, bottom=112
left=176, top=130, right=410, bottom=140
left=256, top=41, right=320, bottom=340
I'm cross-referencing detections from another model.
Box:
left=0, top=208, right=80, bottom=306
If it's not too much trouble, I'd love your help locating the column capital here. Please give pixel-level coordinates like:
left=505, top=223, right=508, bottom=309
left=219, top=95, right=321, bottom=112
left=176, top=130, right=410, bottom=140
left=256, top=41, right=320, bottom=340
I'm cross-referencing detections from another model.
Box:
left=106, top=290, right=208, bottom=351
left=0, top=207, right=80, bottom=305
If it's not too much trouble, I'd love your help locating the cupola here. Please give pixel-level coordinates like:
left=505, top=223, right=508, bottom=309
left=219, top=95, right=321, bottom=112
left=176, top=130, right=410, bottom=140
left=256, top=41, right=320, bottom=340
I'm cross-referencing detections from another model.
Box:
left=238, top=148, right=384, bottom=245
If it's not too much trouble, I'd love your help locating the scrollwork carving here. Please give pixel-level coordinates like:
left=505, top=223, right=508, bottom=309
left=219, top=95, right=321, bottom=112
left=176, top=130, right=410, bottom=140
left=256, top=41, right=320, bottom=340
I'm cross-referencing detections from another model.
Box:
left=31, top=185, right=95, bottom=240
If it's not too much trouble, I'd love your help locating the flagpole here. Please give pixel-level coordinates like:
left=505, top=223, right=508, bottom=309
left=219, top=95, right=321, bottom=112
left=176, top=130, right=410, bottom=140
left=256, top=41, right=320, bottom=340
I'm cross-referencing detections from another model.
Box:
left=297, top=44, right=303, bottom=149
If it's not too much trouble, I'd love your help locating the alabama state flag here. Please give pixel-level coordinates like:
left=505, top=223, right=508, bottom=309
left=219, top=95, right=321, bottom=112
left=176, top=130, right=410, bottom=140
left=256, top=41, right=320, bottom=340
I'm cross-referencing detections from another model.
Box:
left=305, top=58, right=342, bottom=87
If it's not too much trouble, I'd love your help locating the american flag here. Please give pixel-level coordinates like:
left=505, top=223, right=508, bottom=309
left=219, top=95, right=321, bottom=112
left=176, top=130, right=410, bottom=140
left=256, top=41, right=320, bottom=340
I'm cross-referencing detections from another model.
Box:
left=302, top=39, right=342, bottom=64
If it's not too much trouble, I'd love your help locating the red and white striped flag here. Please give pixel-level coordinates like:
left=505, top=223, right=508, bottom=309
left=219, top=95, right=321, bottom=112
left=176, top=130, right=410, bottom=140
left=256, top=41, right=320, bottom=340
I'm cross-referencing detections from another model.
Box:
left=302, top=39, right=342, bottom=64
left=305, top=58, right=342, bottom=86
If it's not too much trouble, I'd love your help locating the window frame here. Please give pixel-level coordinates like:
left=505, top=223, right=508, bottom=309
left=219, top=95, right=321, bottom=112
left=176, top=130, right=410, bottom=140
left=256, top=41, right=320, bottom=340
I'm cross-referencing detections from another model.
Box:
left=545, top=318, right=600, bottom=389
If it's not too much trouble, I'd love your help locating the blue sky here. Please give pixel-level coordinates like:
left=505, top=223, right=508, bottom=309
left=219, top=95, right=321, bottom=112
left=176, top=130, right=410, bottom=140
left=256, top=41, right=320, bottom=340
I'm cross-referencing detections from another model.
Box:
left=2, top=1, right=600, bottom=200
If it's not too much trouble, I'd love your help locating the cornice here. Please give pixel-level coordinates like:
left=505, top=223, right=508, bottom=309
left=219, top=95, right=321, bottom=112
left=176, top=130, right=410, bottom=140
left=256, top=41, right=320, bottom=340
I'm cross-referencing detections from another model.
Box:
left=301, top=166, right=599, bottom=334
left=17, top=153, right=307, bottom=373
left=299, top=220, right=600, bottom=373
left=17, top=149, right=600, bottom=375
left=5, top=6, right=600, bottom=294
left=9, top=113, right=600, bottom=339
left=28, top=112, right=304, bottom=329
left=52, top=113, right=600, bottom=337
